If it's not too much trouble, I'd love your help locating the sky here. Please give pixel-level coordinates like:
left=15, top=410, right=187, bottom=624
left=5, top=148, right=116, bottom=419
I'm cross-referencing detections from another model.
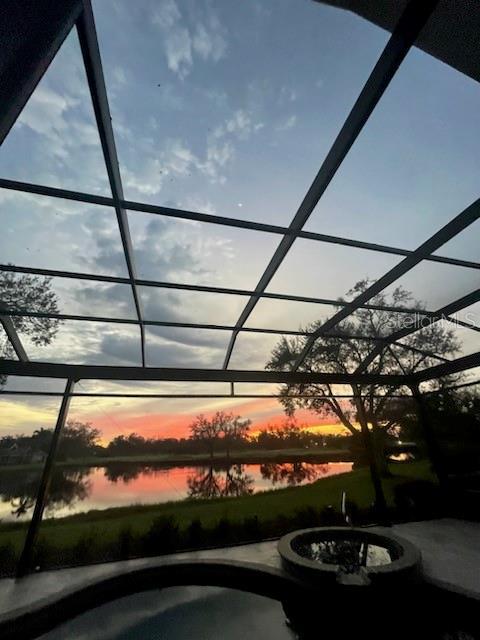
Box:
left=0, top=0, right=479, bottom=440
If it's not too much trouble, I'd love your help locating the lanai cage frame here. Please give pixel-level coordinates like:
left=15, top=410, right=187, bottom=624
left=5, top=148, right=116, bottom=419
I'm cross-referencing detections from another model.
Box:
left=0, top=0, right=479, bottom=576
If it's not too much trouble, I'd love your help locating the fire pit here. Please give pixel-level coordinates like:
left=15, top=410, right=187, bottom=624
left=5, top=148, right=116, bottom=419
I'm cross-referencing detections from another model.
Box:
left=278, top=527, right=421, bottom=587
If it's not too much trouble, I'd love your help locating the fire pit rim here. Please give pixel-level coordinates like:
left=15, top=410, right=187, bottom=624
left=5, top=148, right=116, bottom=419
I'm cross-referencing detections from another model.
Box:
left=278, top=526, right=421, bottom=581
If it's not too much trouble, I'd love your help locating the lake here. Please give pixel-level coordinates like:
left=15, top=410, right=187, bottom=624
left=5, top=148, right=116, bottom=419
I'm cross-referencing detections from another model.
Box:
left=0, top=461, right=353, bottom=522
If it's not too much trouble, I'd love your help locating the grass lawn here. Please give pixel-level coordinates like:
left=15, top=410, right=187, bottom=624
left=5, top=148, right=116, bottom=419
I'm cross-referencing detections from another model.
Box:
left=0, top=461, right=435, bottom=556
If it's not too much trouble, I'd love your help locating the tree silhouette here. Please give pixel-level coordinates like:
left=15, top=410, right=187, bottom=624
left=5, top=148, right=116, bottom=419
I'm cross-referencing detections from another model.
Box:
left=10, top=496, right=35, bottom=518
left=57, top=420, right=101, bottom=459
left=260, top=462, right=328, bottom=486
left=187, top=464, right=254, bottom=499
left=220, top=415, right=251, bottom=458
left=223, top=464, right=254, bottom=497
left=0, top=269, right=62, bottom=385
left=189, top=414, right=223, bottom=459
left=187, top=466, right=223, bottom=499
left=267, top=280, right=461, bottom=475
left=189, top=411, right=250, bottom=458
left=0, top=467, right=92, bottom=519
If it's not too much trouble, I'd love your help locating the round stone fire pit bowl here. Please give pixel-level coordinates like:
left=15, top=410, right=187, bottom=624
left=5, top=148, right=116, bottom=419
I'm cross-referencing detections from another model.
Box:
left=278, top=527, right=421, bottom=588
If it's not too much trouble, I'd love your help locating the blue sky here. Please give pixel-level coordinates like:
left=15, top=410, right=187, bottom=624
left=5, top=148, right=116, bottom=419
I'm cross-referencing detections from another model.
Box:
left=0, top=0, right=479, bottom=420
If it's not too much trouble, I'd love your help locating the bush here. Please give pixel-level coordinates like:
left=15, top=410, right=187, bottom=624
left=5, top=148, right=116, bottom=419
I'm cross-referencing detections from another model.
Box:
left=0, top=542, right=16, bottom=576
left=67, top=529, right=102, bottom=565
left=394, top=480, right=441, bottom=520
left=30, top=536, right=56, bottom=570
left=319, top=504, right=343, bottom=526
left=294, top=506, right=322, bottom=529
left=186, top=519, right=205, bottom=548
left=241, top=515, right=261, bottom=540
left=143, top=516, right=180, bottom=555
left=118, top=525, right=134, bottom=559
left=210, top=517, right=234, bottom=545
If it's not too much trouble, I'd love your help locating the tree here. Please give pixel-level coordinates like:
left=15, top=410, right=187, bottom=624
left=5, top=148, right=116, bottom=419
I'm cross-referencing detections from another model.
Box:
left=57, top=420, right=102, bottom=459
left=220, top=414, right=251, bottom=458
left=189, top=411, right=251, bottom=458
left=31, top=428, right=54, bottom=454
left=0, top=269, right=61, bottom=384
left=189, top=413, right=224, bottom=458
left=267, top=279, right=461, bottom=476
left=401, top=387, right=480, bottom=470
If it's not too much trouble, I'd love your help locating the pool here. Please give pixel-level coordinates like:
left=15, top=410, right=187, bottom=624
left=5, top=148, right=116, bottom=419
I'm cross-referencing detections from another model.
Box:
left=38, top=586, right=294, bottom=640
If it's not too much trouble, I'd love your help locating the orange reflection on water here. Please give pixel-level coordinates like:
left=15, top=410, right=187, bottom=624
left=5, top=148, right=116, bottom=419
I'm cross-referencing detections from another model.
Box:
left=47, top=461, right=353, bottom=519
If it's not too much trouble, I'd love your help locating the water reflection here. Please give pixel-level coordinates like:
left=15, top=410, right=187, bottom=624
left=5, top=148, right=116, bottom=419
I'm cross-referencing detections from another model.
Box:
left=10, top=496, right=36, bottom=518
left=260, top=462, right=329, bottom=486
left=104, top=463, right=149, bottom=483
left=0, top=461, right=352, bottom=522
left=187, top=465, right=254, bottom=499
left=294, top=538, right=393, bottom=569
left=0, top=467, right=92, bottom=520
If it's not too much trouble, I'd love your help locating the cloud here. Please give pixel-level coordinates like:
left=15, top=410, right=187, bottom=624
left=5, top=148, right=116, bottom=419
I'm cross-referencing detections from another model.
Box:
left=152, top=0, right=181, bottom=29
left=276, top=114, right=297, bottom=131
left=152, top=0, right=227, bottom=79
left=0, top=31, right=109, bottom=194
left=70, top=282, right=137, bottom=319
left=279, top=86, right=297, bottom=103
left=53, top=204, right=249, bottom=367
left=213, top=109, right=262, bottom=140
left=192, top=19, right=227, bottom=62
left=164, top=27, right=193, bottom=79
left=112, top=66, right=128, bottom=88
left=99, top=330, right=227, bottom=368
left=0, top=398, right=62, bottom=435
left=81, top=208, right=238, bottom=290
left=122, top=138, right=199, bottom=196
left=18, top=86, right=78, bottom=160
left=225, top=112, right=249, bottom=136
left=123, top=134, right=236, bottom=196
left=200, top=140, right=233, bottom=182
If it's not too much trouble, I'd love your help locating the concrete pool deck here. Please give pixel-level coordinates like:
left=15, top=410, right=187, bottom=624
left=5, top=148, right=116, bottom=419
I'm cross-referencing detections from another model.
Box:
left=0, top=518, right=478, bottom=629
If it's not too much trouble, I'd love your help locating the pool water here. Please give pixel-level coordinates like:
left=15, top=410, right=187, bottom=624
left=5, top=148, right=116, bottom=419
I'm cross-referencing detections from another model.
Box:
left=36, top=584, right=480, bottom=640
left=38, top=587, right=295, bottom=640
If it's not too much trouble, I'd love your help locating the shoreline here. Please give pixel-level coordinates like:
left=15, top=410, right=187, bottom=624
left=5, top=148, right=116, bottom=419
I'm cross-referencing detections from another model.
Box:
left=0, top=447, right=354, bottom=472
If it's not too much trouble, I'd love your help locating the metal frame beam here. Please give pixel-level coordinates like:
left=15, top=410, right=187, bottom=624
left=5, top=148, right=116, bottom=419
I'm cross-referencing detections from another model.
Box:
left=222, top=0, right=440, bottom=369
left=0, top=262, right=452, bottom=317
left=0, top=0, right=82, bottom=144
left=76, top=0, right=145, bottom=366
left=293, top=200, right=480, bottom=371
left=423, top=378, right=480, bottom=394
left=354, top=287, right=480, bottom=376
left=0, top=315, right=28, bottom=361
left=16, top=378, right=75, bottom=577
left=414, top=351, right=480, bottom=383
left=0, top=0, right=78, bottom=361
left=0, top=307, right=451, bottom=364
left=0, top=391, right=414, bottom=399
left=0, top=306, right=441, bottom=338
left=1, top=178, right=478, bottom=272
left=1, top=0, right=478, bottom=581
left=0, top=359, right=412, bottom=386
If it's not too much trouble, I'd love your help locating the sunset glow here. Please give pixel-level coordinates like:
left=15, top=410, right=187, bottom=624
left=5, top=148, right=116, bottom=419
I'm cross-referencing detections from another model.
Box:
left=0, top=394, right=348, bottom=443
